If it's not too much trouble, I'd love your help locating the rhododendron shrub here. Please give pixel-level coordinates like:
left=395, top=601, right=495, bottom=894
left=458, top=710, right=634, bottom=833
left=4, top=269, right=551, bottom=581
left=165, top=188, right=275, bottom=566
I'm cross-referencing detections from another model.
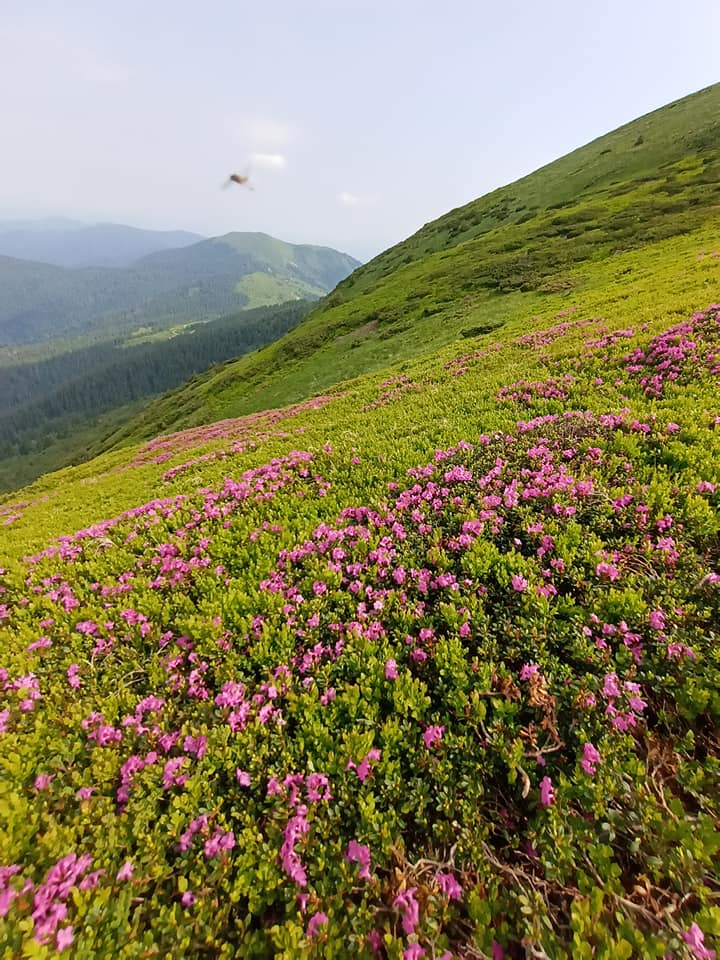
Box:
left=1, top=305, right=719, bottom=957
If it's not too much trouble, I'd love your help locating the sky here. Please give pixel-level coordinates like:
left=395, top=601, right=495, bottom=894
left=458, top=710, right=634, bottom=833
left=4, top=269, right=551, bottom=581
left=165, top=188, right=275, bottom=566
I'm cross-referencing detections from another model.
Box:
left=1, top=1, right=718, bottom=261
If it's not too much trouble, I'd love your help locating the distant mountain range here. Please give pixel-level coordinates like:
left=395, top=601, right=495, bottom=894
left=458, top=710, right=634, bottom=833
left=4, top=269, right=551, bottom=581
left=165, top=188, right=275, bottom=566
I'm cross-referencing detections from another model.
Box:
left=0, top=219, right=204, bottom=268
left=0, top=229, right=361, bottom=347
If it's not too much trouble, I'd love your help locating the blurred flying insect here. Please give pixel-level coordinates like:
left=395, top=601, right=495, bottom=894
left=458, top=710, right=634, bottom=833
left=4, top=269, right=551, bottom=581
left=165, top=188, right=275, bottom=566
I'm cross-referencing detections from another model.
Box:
left=223, top=171, right=254, bottom=190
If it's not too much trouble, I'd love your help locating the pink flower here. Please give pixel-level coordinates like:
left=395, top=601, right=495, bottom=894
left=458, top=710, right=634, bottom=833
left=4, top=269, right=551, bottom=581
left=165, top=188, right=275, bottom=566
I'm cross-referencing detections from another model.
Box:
left=423, top=725, right=444, bottom=749
left=385, top=658, right=398, bottom=679
left=181, top=891, right=196, bottom=908
left=404, top=945, right=426, bottom=960
left=581, top=742, right=601, bottom=775
left=596, top=562, right=619, bottom=581
left=56, top=926, right=74, bottom=951
left=681, top=923, right=716, bottom=959
left=235, top=769, right=251, bottom=787
left=306, top=772, right=332, bottom=801
left=393, top=887, right=420, bottom=935
left=116, top=860, right=134, bottom=881
left=34, top=773, right=54, bottom=791
left=492, top=942, right=505, bottom=960
left=539, top=776, right=555, bottom=808
left=648, top=609, right=666, bottom=630
left=511, top=574, right=528, bottom=592
left=26, top=637, right=52, bottom=652
left=519, top=663, right=540, bottom=680
left=346, top=840, right=372, bottom=880
left=183, top=735, right=207, bottom=759
left=367, top=929, right=383, bottom=953
left=307, top=911, right=329, bottom=938
left=76, top=787, right=93, bottom=800
left=436, top=872, right=462, bottom=900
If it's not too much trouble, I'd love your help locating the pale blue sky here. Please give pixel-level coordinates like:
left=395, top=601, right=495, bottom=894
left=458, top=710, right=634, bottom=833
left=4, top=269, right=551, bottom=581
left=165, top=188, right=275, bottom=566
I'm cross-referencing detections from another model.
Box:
left=1, top=0, right=718, bottom=259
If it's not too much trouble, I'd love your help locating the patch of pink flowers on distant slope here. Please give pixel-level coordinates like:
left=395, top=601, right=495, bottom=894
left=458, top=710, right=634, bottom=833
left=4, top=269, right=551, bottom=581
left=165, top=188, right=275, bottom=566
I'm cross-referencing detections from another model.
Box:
left=624, top=304, right=720, bottom=397
left=497, top=374, right=574, bottom=405
left=363, top=375, right=421, bottom=412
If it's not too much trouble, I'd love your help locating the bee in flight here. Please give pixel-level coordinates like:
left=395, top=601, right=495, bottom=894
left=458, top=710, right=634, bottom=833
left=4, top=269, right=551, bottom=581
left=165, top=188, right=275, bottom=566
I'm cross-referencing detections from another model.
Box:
left=223, top=172, right=254, bottom=190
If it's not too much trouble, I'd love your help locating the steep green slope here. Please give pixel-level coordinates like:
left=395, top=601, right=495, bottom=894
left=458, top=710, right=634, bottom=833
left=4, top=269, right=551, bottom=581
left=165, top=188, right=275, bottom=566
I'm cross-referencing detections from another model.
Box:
left=343, top=82, right=720, bottom=289
left=107, top=83, right=720, bottom=448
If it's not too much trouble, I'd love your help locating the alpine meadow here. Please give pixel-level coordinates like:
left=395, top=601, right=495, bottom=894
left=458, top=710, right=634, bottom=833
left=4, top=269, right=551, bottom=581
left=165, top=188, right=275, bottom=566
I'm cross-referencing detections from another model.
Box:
left=1, top=82, right=720, bottom=960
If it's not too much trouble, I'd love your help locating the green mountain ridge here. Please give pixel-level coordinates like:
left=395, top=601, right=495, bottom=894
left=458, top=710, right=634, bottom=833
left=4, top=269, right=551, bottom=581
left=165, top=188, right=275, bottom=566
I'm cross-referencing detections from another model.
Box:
left=0, top=231, right=360, bottom=348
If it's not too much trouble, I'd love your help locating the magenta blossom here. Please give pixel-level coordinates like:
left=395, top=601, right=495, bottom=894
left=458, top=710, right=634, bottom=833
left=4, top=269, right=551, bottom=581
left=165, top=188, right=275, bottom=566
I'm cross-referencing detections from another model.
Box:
left=648, top=609, right=666, bottom=631
left=235, top=769, right=251, bottom=787
left=581, top=742, right=601, bottom=775
left=346, top=840, right=372, bottom=880
left=423, top=725, right=445, bottom=749
left=539, top=776, right=555, bottom=808
left=511, top=574, right=528, bottom=592
left=682, top=923, right=716, bottom=959
left=116, top=861, right=134, bottom=881
left=393, top=887, right=420, bottom=935
left=596, top=561, right=619, bottom=581
left=367, top=929, right=383, bottom=953
left=404, top=945, right=426, bottom=960
left=436, top=871, right=462, bottom=900
left=306, top=911, right=329, bottom=939
left=56, top=926, right=74, bottom=952
left=519, top=662, right=540, bottom=680
left=385, top=658, right=398, bottom=679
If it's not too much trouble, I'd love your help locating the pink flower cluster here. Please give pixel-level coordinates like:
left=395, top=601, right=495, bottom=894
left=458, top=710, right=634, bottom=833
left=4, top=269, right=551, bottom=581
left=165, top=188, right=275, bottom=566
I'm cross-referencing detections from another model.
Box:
left=363, top=375, right=421, bottom=412
left=624, top=305, right=720, bottom=397
left=443, top=341, right=503, bottom=377
left=497, top=374, right=574, bottom=405
left=515, top=316, right=603, bottom=349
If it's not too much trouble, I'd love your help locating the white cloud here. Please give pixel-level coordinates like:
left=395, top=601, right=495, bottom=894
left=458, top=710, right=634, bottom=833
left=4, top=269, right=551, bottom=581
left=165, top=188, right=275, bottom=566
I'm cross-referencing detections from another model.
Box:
left=339, top=191, right=363, bottom=207
left=251, top=152, right=287, bottom=170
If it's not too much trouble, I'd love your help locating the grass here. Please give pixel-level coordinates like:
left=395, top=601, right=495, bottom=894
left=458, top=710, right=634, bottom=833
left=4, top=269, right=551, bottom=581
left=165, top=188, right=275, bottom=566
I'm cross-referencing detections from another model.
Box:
left=233, top=272, right=324, bottom=309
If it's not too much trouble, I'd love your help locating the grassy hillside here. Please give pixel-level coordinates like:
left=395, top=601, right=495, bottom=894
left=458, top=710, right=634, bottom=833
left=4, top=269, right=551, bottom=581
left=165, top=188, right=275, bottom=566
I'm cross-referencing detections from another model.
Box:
left=106, top=83, right=720, bottom=448
left=234, top=273, right=325, bottom=308
left=1, top=85, right=719, bottom=958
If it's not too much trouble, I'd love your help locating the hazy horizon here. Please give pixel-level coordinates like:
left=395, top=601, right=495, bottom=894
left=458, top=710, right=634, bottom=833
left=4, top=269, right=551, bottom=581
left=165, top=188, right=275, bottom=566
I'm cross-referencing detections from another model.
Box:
left=2, top=1, right=718, bottom=260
